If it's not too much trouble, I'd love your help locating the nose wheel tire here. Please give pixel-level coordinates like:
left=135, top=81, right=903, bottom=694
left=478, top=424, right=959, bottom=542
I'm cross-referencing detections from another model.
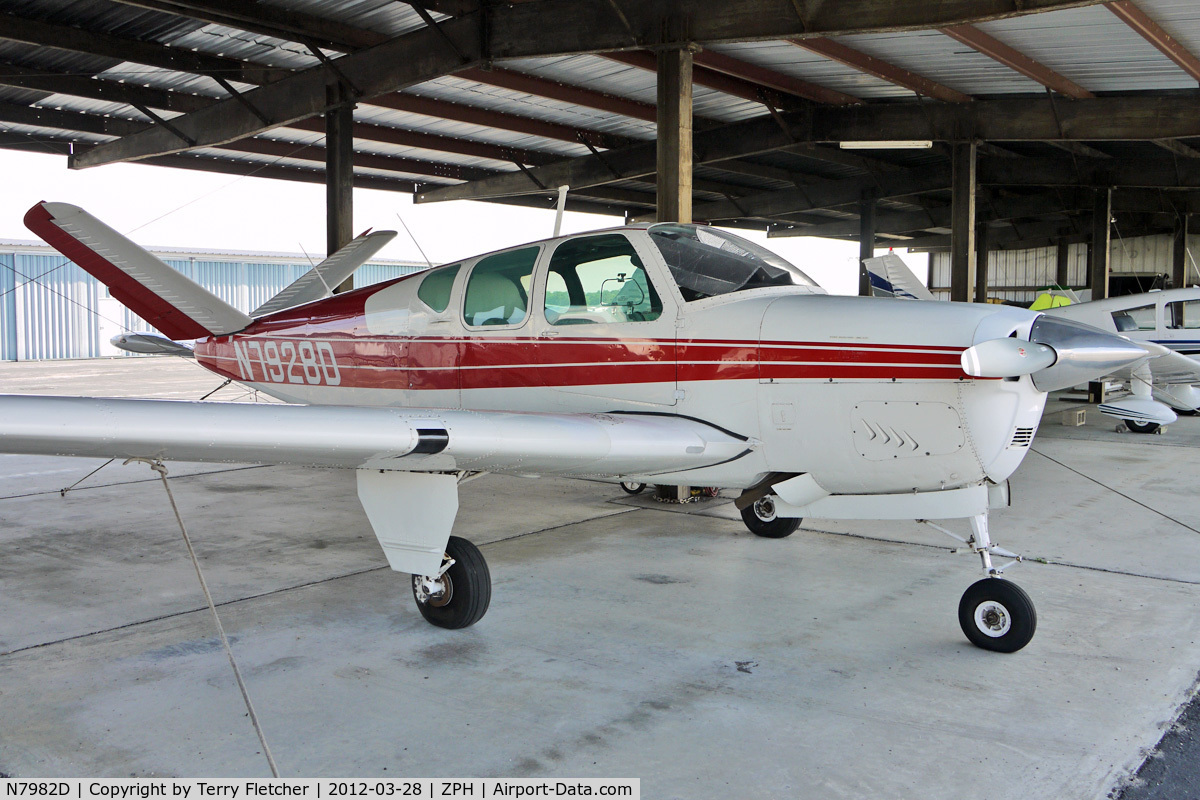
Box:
left=1125, top=419, right=1161, bottom=434
left=958, top=578, right=1036, bottom=653
left=740, top=496, right=801, bottom=539
left=411, top=535, right=491, bottom=630
left=620, top=481, right=646, bottom=495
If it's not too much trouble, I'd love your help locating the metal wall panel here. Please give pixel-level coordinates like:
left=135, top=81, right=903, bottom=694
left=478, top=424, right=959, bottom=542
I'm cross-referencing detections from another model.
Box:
left=0, top=245, right=421, bottom=360
left=0, top=254, right=15, bottom=361
left=355, top=263, right=424, bottom=288
left=13, top=254, right=100, bottom=360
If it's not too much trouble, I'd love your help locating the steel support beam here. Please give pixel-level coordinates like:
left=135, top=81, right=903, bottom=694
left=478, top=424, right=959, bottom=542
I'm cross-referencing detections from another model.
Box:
left=858, top=189, right=876, bottom=296
left=950, top=142, right=977, bottom=303
left=1106, top=1, right=1200, bottom=82
left=327, top=87, right=355, bottom=292
left=657, top=47, right=694, bottom=223
left=71, top=12, right=487, bottom=169
left=691, top=50, right=862, bottom=105
left=0, top=13, right=287, bottom=85
left=789, top=37, right=972, bottom=103
left=939, top=25, right=1093, bottom=98
left=1090, top=187, right=1113, bottom=300
left=63, top=0, right=1115, bottom=170
left=417, top=94, right=1200, bottom=205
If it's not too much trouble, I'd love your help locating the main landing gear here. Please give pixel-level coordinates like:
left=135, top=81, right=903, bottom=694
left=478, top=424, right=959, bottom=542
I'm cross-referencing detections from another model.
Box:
left=411, top=536, right=491, bottom=629
left=740, top=495, right=801, bottom=539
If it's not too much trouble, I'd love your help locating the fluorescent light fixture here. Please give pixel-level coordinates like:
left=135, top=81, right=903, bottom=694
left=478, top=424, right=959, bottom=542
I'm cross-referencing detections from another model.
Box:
left=840, top=140, right=934, bottom=150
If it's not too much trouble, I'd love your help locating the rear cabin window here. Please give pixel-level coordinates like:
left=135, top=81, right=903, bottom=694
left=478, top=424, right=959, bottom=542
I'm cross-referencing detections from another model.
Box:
left=544, top=234, right=662, bottom=325
left=462, top=247, right=538, bottom=327
left=648, top=223, right=816, bottom=301
left=416, top=264, right=460, bottom=312
left=1168, top=300, right=1200, bottom=329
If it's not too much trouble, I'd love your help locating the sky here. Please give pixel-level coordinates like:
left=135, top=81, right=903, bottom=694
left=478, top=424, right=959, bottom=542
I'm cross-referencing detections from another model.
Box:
left=0, top=148, right=925, bottom=296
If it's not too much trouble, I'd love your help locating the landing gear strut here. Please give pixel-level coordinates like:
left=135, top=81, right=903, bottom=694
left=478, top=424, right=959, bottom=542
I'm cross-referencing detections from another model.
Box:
left=925, top=513, right=1037, bottom=653
left=412, top=535, right=491, bottom=629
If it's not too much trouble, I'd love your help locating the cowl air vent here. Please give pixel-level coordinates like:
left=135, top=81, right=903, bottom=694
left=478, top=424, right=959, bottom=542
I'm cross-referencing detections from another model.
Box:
left=1008, top=427, right=1036, bottom=449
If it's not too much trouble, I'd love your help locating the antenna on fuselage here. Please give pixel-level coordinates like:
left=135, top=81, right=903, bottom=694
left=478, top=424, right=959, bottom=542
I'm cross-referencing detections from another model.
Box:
left=395, top=211, right=434, bottom=269
left=297, top=242, right=334, bottom=297
left=553, top=185, right=569, bottom=238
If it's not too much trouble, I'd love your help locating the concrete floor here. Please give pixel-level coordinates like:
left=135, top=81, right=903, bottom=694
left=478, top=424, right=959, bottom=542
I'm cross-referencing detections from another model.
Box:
left=2, top=358, right=1199, bottom=797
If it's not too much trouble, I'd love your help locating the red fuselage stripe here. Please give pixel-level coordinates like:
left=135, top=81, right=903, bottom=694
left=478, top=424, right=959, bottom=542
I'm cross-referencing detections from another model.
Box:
left=197, top=334, right=972, bottom=390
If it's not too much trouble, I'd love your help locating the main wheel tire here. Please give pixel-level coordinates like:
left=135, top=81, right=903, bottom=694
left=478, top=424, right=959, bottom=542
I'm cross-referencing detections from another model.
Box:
left=620, top=481, right=646, bottom=495
left=411, top=535, right=491, bottom=630
left=740, top=496, right=801, bottom=539
left=1125, top=419, right=1161, bottom=434
left=1177, top=408, right=1200, bottom=417
left=958, top=578, right=1036, bottom=653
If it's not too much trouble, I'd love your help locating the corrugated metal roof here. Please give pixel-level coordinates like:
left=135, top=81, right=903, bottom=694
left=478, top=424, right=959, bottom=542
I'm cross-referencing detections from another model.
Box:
left=3, top=0, right=1200, bottom=235
left=976, top=4, right=1199, bottom=93
left=414, top=75, right=659, bottom=139
left=707, top=41, right=914, bottom=100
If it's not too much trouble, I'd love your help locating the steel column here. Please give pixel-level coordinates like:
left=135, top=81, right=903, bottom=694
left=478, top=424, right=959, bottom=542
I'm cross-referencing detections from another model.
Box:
left=975, top=222, right=989, bottom=303
left=1174, top=216, right=1190, bottom=288
left=656, top=47, right=694, bottom=224
left=858, top=188, right=876, bottom=296
left=1090, top=188, right=1112, bottom=300
left=950, top=142, right=977, bottom=303
left=1056, top=240, right=1070, bottom=287
left=326, top=84, right=355, bottom=292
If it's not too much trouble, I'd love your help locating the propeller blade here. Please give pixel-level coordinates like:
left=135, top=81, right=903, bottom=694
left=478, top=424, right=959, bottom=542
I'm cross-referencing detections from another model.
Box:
left=1027, top=316, right=1151, bottom=393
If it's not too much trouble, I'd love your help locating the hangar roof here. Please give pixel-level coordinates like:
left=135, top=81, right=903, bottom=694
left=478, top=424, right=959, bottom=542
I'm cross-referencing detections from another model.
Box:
left=2, top=0, right=1199, bottom=249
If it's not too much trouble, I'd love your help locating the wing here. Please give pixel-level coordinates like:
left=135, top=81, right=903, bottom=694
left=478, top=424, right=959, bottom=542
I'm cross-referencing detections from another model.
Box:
left=251, top=230, right=398, bottom=317
left=0, top=395, right=750, bottom=474
left=0, top=395, right=753, bottom=575
left=1145, top=349, right=1200, bottom=385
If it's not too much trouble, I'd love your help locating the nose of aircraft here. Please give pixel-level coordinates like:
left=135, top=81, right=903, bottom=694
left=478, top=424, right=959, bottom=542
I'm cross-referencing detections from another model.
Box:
left=1027, top=315, right=1150, bottom=392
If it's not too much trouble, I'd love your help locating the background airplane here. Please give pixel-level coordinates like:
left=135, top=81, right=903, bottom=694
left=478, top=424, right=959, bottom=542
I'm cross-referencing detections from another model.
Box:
left=865, top=254, right=1200, bottom=434
left=0, top=202, right=1155, bottom=652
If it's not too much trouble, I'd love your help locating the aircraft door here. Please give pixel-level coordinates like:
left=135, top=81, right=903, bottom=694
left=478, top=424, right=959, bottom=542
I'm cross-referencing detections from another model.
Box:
left=532, top=233, right=677, bottom=409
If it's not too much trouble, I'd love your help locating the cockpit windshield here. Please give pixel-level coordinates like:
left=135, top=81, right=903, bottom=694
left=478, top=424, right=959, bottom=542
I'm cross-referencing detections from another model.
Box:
left=648, top=224, right=817, bottom=301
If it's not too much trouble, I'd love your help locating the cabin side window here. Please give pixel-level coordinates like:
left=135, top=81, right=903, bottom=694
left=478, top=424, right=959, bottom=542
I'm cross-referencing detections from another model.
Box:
left=1121, top=303, right=1157, bottom=331
left=544, top=234, right=662, bottom=326
left=1167, top=300, right=1200, bottom=329
left=416, top=264, right=460, bottom=312
left=462, top=247, right=538, bottom=327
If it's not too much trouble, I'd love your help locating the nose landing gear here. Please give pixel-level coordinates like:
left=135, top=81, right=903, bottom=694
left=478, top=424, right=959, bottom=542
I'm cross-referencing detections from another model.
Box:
left=924, top=513, right=1037, bottom=653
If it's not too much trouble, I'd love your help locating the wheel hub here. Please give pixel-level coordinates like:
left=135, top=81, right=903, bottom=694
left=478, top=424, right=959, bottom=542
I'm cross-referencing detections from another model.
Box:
left=974, top=600, right=1011, bottom=637
left=753, top=496, right=777, bottom=522
left=413, top=573, right=454, bottom=607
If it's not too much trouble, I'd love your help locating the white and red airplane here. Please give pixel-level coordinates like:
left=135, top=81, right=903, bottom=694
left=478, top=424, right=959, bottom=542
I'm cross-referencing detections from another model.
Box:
left=0, top=202, right=1154, bottom=652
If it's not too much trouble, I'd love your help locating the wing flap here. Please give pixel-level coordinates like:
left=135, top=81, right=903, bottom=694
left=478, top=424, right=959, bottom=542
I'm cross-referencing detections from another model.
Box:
left=0, top=396, right=751, bottom=476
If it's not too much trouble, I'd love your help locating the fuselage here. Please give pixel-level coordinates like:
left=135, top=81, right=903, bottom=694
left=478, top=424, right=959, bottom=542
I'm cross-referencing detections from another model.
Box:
left=1050, top=287, right=1200, bottom=356
left=193, top=225, right=1048, bottom=494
